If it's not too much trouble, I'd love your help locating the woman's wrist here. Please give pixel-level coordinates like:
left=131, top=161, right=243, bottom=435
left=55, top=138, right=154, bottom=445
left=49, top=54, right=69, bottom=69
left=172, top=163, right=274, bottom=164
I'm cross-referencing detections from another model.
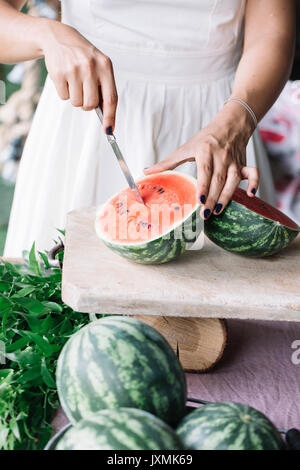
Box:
left=35, top=17, right=59, bottom=57
left=212, top=99, right=255, bottom=144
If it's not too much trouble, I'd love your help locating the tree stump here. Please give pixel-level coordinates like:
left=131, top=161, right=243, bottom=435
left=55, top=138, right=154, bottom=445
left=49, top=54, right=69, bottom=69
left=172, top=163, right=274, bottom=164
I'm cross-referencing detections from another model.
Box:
left=133, top=316, right=227, bottom=372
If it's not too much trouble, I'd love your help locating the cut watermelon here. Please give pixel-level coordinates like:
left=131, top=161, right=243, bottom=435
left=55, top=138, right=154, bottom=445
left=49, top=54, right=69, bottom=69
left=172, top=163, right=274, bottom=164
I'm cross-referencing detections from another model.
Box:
left=95, top=171, right=201, bottom=264
left=205, top=187, right=300, bottom=257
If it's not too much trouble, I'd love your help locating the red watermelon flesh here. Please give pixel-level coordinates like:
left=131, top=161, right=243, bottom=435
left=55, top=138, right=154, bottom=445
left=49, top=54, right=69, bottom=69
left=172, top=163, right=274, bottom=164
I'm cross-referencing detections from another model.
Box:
left=232, top=188, right=299, bottom=230
left=98, top=172, right=197, bottom=243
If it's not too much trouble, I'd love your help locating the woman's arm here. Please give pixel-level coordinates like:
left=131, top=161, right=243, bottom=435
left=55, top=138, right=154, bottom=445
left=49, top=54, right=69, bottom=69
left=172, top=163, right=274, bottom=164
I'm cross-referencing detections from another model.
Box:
left=145, top=0, right=295, bottom=219
left=0, top=0, right=45, bottom=62
left=0, top=0, right=117, bottom=131
left=231, top=0, right=295, bottom=120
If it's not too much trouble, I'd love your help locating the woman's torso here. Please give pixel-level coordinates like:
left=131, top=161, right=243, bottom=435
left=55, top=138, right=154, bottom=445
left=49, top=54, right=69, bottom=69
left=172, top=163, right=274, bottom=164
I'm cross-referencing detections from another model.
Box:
left=61, top=0, right=246, bottom=81
left=4, top=0, right=278, bottom=259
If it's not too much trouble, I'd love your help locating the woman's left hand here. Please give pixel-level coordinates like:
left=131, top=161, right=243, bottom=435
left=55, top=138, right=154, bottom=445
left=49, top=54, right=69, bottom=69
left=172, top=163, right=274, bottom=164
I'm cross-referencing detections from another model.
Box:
left=144, top=101, right=259, bottom=219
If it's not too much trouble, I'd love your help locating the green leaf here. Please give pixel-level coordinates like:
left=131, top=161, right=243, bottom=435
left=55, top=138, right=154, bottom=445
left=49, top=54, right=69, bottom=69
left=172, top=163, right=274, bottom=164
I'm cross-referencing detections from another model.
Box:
left=5, top=349, right=40, bottom=365
left=23, top=332, right=54, bottom=357
left=38, top=252, right=51, bottom=270
left=0, top=427, right=9, bottom=449
left=1, top=261, right=22, bottom=275
left=0, top=369, right=14, bottom=381
left=41, top=358, right=56, bottom=388
left=17, top=365, right=41, bottom=385
left=9, top=418, right=21, bottom=440
left=0, top=281, right=11, bottom=293
left=43, top=301, right=63, bottom=313
left=1, top=308, right=13, bottom=337
left=40, top=315, right=52, bottom=333
left=5, top=337, right=28, bottom=353
left=28, top=243, right=42, bottom=276
left=24, top=315, right=43, bottom=333
left=0, top=294, right=11, bottom=311
left=12, top=297, right=45, bottom=315
left=13, top=286, right=36, bottom=298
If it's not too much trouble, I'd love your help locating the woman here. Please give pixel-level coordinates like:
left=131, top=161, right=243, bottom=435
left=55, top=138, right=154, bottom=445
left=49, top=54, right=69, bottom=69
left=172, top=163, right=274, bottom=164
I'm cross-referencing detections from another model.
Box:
left=1, top=0, right=295, bottom=257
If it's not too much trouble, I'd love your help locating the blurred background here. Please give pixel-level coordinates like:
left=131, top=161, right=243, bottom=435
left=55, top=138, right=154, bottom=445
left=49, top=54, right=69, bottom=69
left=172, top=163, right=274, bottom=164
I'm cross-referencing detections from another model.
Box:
left=0, top=0, right=300, bottom=255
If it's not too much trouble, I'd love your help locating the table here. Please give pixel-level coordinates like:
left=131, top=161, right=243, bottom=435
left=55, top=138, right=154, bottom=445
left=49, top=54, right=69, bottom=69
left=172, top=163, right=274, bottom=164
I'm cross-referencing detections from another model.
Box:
left=61, top=208, right=300, bottom=371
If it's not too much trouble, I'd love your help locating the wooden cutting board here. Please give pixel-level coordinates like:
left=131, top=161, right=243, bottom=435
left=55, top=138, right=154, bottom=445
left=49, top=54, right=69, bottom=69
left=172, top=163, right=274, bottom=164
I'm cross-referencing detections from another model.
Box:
left=62, top=208, right=300, bottom=322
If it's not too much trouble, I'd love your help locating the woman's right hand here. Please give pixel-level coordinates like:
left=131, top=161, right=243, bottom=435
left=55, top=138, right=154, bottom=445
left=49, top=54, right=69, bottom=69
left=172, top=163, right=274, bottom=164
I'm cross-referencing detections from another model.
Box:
left=42, top=20, right=118, bottom=133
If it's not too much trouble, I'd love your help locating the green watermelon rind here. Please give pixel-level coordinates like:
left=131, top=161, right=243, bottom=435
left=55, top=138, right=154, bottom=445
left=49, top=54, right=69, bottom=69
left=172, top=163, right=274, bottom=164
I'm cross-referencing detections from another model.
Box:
left=95, top=171, right=201, bottom=264
left=205, top=199, right=300, bottom=257
left=56, top=316, right=187, bottom=426
left=176, top=402, right=285, bottom=451
left=55, top=408, right=184, bottom=451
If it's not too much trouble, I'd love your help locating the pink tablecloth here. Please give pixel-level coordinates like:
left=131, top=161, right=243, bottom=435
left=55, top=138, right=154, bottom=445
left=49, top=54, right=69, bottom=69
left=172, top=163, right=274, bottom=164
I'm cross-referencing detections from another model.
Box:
left=187, top=319, right=300, bottom=431
left=53, top=319, right=300, bottom=433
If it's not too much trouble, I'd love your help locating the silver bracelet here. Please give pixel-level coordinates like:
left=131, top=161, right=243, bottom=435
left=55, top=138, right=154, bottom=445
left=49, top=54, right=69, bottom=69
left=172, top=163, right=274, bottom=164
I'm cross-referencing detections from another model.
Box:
left=224, top=98, right=258, bottom=128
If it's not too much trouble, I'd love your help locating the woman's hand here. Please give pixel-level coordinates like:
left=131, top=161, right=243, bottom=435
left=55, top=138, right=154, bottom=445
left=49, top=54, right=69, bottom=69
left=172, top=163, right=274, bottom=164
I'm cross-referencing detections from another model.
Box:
left=0, top=3, right=117, bottom=131
left=144, top=102, right=259, bottom=219
left=42, top=20, right=118, bottom=133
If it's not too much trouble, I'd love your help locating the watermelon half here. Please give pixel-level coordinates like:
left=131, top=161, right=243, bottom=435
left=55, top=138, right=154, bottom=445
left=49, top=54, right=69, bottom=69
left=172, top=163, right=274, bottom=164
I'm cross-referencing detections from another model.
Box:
left=56, top=316, right=187, bottom=426
left=177, top=402, right=285, bottom=450
left=55, top=408, right=184, bottom=450
left=95, top=171, right=201, bottom=264
left=205, top=187, right=300, bottom=257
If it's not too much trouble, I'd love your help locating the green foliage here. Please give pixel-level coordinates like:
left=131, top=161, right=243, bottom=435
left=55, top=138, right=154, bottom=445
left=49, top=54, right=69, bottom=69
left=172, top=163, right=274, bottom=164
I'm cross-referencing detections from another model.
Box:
left=0, top=244, right=92, bottom=450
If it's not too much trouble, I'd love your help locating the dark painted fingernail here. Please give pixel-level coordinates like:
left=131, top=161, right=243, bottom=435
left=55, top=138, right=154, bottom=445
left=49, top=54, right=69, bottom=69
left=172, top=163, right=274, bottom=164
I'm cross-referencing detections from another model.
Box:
left=203, top=208, right=211, bottom=219
left=251, top=188, right=256, bottom=195
left=144, top=167, right=149, bottom=170
left=106, top=126, right=113, bottom=135
left=200, top=194, right=206, bottom=204
left=214, top=203, right=223, bottom=214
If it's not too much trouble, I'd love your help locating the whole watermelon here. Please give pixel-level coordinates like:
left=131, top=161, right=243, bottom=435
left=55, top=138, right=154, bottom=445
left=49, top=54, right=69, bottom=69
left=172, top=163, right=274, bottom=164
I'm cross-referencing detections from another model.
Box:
left=55, top=408, right=184, bottom=450
left=177, top=402, right=284, bottom=450
left=56, top=316, right=186, bottom=425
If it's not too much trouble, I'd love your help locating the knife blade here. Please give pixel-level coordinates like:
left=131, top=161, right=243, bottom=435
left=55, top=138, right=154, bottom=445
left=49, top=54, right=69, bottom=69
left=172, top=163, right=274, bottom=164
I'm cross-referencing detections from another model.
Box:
left=95, top=106, right=144, bottom=205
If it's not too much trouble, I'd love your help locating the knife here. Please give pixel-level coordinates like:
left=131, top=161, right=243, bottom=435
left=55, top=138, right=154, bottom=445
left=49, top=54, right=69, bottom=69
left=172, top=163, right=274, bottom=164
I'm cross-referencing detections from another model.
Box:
left=95, top=106, right=144, bottom=205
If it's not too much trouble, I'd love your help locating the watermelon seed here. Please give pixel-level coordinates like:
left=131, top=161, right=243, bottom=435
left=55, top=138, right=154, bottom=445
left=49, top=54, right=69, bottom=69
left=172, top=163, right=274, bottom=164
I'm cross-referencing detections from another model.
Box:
left=175, top=206, right=180, bottom=210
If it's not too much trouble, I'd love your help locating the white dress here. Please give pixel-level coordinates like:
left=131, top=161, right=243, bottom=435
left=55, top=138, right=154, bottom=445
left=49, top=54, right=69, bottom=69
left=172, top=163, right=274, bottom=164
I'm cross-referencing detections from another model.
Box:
left=4, top=0, right=276, bottom=257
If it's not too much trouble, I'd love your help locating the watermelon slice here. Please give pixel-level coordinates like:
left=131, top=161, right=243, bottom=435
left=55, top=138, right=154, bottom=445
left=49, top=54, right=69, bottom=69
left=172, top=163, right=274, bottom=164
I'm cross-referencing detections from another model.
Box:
left=95, top=171, right=201, bottom=264
left=205, top=187, right=300, bottom=257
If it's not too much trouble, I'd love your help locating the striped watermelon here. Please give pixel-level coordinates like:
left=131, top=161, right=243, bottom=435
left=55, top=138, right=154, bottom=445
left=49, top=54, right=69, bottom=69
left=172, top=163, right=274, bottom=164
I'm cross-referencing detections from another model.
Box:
left=56, top=316, right=186, bottom=426
left=177, top=402, right=284, bottom=450
left=95, top=171, right=201, bottom=264
left=205, top=188, right=299, bottom=257
left=55, top=408, right=184, bottom=450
